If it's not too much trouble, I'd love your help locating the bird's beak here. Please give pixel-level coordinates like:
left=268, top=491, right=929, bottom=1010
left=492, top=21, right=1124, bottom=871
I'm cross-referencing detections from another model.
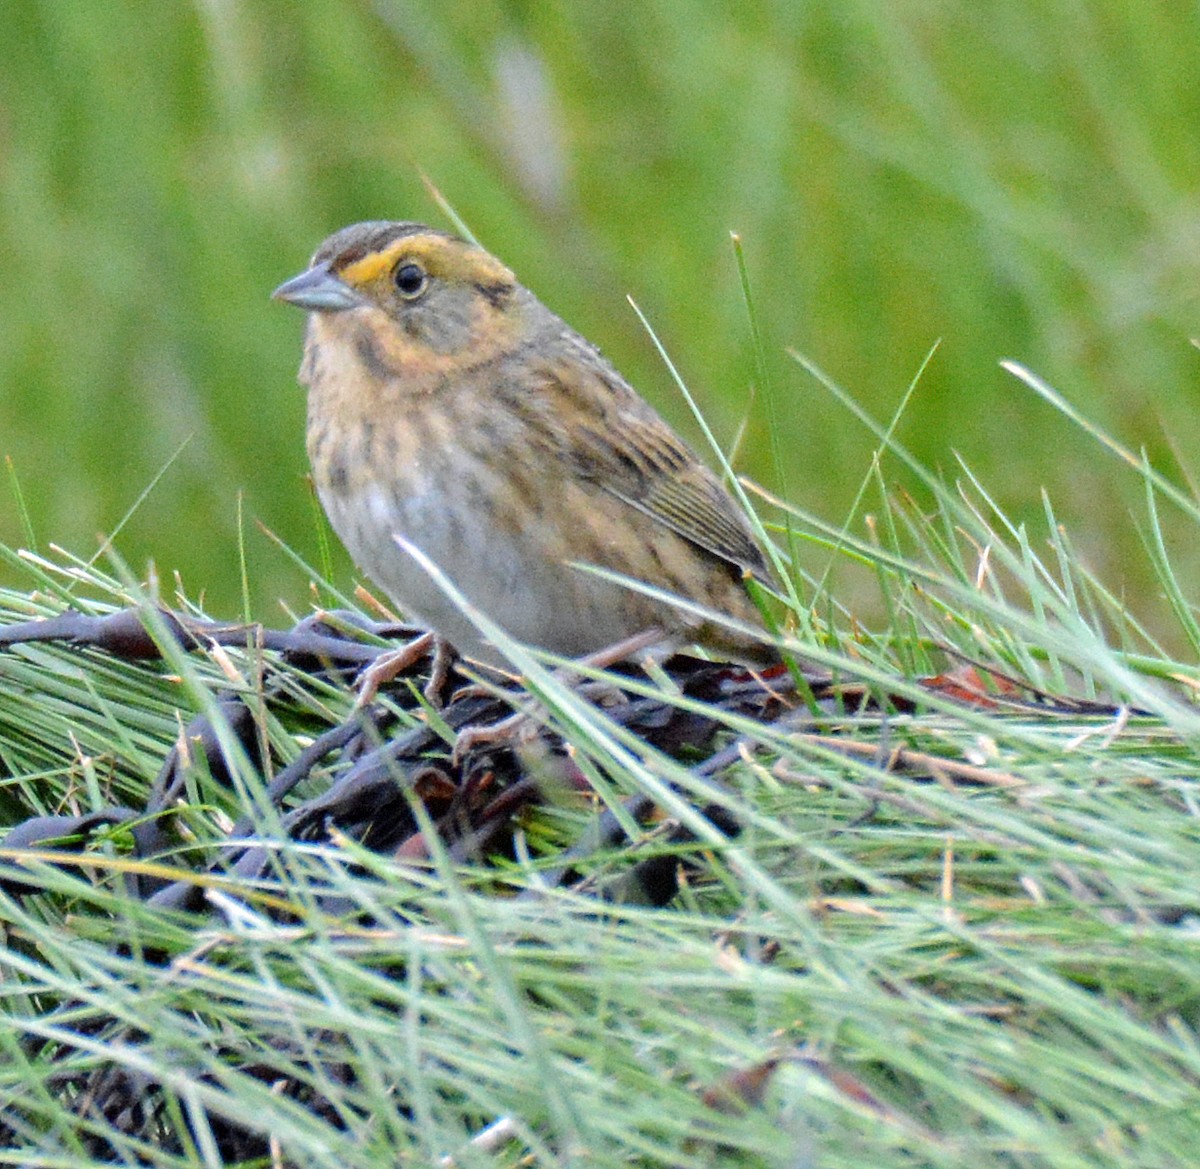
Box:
left=271, top=262, right=363, bottom=312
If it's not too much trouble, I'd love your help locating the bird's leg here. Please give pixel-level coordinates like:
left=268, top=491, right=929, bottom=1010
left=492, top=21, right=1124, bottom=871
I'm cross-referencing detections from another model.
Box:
left=451, top=627, right=667, bottom=764
left=354, top=630, right=437, bottom=708
left=422, top=636, right=458, bottom=706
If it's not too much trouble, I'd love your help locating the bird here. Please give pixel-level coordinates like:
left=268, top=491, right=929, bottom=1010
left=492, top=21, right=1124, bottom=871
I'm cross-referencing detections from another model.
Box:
left=272, top=220, right=776, bottom=673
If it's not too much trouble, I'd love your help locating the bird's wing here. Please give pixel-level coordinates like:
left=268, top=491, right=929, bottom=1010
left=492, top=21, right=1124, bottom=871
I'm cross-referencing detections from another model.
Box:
left=530, top=350, right=775, bottom=585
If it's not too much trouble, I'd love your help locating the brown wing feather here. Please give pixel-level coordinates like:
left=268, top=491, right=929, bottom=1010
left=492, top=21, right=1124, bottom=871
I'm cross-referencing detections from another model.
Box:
left=528, top=346, right=774, bottom=585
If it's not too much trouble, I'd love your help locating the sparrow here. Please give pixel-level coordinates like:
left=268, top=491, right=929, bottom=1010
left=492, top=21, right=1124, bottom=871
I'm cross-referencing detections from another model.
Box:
left=273, top=221, right=775, bottom=670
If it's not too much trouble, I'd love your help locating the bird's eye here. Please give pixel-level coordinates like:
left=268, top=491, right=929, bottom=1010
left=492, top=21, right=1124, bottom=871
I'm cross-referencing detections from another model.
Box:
left=393, top=262, right=427, bottom=298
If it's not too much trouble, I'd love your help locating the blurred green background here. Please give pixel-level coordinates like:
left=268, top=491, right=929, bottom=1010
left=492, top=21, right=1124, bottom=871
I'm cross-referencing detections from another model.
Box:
left=3, top=2, right=1198, bottom=637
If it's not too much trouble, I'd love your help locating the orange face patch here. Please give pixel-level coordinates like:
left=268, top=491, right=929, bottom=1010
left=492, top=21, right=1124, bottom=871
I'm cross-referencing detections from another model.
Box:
left=337, top=234, right=515, bottom=293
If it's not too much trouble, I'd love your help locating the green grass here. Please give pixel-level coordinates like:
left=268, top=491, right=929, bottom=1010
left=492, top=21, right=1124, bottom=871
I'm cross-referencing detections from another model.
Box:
left=5, top=7, right=1200, bottom=1162
left=2, top=372, right=1200, bottom=1166
left=3, top=2, right=1200, bottom=645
